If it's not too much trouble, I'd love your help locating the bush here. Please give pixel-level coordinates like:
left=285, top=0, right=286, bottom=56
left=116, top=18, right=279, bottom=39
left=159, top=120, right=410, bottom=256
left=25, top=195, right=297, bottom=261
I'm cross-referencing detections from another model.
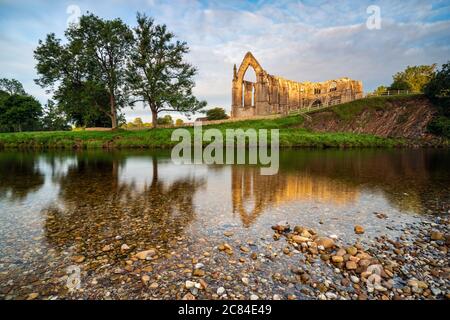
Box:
left=206, top=107, right=229, bottom=120
left=157, top=115, right=173, bottom=126
left=428, top=116, right=450, bottom=139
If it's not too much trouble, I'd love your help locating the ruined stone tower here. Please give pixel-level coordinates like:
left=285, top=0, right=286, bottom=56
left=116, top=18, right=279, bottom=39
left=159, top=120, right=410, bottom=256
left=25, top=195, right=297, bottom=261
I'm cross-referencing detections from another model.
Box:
left=231, top=52, right=363, bottom=118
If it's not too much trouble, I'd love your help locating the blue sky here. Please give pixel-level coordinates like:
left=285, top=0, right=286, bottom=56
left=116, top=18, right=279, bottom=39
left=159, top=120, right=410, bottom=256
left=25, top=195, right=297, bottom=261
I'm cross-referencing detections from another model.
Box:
left=1, top=0, right=450, bottom=122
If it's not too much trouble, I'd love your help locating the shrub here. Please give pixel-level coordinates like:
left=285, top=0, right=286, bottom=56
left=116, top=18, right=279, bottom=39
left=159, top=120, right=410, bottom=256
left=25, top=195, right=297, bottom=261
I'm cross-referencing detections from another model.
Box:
left=206, top=107, right=229, bottom=120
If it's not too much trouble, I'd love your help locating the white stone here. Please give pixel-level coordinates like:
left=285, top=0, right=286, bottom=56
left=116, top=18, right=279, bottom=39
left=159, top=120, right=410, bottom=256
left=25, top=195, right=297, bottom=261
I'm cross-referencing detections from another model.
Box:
left=185, top=280, right=195, bottom=289
left=325, top=292, right=337, bottom=300
left=194, top=263, right=204, bottom=269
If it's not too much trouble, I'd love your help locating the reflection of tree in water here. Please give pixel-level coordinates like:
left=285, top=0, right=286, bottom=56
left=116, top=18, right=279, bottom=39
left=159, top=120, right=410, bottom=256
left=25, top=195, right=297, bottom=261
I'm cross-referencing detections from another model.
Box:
left=43, top=154, right=205, bottom=255
left=0, top=152, right=44, bottom=201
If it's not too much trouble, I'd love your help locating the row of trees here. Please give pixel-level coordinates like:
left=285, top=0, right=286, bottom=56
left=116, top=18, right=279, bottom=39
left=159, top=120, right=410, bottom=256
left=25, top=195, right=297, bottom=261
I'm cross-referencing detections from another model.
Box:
left=373, top=64, right=438, bottom=94
left=34, top=12, right=206, bottom=129
left=122, top=115, right=184, bottom=129
left=373, top=62, right=450, bottom=138
left=121, top=108, right=229, bottom=129
left=0, top=78, right=69, bottom=132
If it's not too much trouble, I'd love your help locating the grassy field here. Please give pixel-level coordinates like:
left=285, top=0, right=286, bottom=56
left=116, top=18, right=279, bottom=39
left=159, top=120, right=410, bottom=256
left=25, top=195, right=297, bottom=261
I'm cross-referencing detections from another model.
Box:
left=0, top=111, right=404, bottom=149
left=308, top=94, right=423, bottom=121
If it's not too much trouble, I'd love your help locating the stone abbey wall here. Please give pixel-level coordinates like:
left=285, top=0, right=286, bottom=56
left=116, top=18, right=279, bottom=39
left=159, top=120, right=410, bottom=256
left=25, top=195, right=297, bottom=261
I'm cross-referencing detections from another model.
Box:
left=231, top=52, right=363, bottom=118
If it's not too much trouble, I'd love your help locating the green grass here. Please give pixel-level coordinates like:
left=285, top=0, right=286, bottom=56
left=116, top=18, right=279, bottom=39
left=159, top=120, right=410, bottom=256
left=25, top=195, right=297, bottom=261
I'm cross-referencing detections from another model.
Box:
left=0, top=114, right=404, bottom=149
left=6, top=95, right=433, bottom=150
left=309, top=94, right=423, bottom=121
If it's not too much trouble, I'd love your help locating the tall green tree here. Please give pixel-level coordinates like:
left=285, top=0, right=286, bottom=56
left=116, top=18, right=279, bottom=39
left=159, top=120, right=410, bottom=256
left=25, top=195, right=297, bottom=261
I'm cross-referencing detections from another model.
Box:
left=35, top=14, right=133, bottom=128
left=41, top=100, right=70, bottom=131
left=425, top=61, right=450, bottom=99
left=0, top=94, right=42, bottom=132
left=0, top=78, right=26, bottom=95
left=35, top=33, right=110, bottom=127
left=390, top=64, right=436, bottom=92
left=127, top=13, right=206, bottom=127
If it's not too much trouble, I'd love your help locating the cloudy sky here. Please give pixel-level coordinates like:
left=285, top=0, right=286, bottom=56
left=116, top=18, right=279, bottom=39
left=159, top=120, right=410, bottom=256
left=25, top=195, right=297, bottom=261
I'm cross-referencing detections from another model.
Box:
left=1, top=0, right=450, bottom=123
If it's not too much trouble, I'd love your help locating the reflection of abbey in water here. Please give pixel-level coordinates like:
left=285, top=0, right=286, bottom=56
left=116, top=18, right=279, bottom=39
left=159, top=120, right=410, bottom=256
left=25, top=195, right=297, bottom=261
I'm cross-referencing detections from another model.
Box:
left=231, top=166, right=359, bottom=227
left=232, top=52, right=363, bottom=118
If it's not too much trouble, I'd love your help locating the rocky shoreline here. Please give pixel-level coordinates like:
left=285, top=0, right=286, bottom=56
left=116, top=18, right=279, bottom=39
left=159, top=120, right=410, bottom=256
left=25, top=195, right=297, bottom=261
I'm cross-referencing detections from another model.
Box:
left=266, top=218, right=449, bottom=300
left=3, top=214, right=448, bottom=301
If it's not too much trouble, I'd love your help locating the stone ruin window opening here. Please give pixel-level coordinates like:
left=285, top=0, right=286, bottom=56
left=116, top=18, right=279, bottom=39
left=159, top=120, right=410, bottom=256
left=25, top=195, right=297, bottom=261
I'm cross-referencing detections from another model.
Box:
left=329, top=81, right=337, bottom=92
left=242, top=65, right=257, bottom=107
left=314, top=88, right=321, bottom=95
left=311, top=99, right=322, bottom=108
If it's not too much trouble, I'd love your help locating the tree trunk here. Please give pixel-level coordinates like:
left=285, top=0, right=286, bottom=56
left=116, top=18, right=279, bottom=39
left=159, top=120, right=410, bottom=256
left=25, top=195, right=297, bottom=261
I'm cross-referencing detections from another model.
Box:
left=151, top=108, right=158, bottom=128
left=110, top=94, right=117, bottom=129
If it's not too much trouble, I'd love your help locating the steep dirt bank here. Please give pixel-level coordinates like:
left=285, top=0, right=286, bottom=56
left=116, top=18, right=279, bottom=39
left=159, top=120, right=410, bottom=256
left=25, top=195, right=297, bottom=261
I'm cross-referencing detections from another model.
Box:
left=305, top=96, right=437, bottom=140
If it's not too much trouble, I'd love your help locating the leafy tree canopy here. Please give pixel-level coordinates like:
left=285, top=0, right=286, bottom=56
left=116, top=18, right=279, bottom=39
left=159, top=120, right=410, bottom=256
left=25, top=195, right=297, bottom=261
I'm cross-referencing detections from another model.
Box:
left=425, top=61, right=450, bottom=99
left=41, top=100, right=71, bottom=131
left=206, top=107, right=229, bottom=120
left=0, top=94, right=42, bottom=132
left=127, top=12, right=206, bottom=127
left=156, top=115, right=174, bottom=126
left=390, top=64, right=436, bottom=92
left=0, top=78, right=26, bottom=95
left=34, top=14, right=133, bottom=129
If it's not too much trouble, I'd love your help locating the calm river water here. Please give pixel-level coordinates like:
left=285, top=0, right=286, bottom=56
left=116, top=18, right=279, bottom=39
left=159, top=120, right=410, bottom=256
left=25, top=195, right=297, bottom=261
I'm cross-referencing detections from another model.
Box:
left=0, top=149, right=449, bottom=299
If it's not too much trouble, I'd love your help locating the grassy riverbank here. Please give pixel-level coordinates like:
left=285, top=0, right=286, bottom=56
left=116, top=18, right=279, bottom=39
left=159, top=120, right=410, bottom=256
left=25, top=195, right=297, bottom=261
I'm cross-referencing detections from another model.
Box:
left=0, top=114, right=404, bottom=149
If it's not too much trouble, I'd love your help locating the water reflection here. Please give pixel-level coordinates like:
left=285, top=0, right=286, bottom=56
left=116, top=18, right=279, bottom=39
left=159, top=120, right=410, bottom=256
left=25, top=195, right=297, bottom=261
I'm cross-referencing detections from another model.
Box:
left=0, top=149, right=449, bottom=299
left=0, top=149, right=449, bottom=226
left=232, top=166, right=358, bottom=227
left=0, top=152, right=44, bottom=201
left=42, top=153, right=205, bottom=255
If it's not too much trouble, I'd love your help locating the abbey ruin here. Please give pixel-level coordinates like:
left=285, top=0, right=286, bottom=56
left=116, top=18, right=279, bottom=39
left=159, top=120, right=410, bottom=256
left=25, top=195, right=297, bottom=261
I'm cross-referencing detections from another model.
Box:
left=231, top=52, right=363, bottom=118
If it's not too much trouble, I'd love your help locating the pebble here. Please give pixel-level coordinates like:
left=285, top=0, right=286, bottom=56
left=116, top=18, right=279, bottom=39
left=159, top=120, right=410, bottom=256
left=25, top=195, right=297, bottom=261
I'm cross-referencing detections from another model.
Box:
left=141, top=275, right=150, bottom=285
left=250, top=294, right=259, bottom=300
left=135, top=249, right=156, bottom=260
left=185, top=280, right=195, bottom=289
left=217, top=287, right=226, bottom=295
left=354, top=225, right=365, bottom=234
left=72, top=255, right=85, bottom=263
left=27, top=293, right=39, bottom=300
left=193, top=269, right=205, bottom=277
left=325, top=292, right=337, bottom=300
left=430, top=231, right=444, bottom=241
left=194, top=263, right=204, bottom=269
left=149, top=282, right=159, bottom=289
left=315, top=237, right=335, bottom=249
